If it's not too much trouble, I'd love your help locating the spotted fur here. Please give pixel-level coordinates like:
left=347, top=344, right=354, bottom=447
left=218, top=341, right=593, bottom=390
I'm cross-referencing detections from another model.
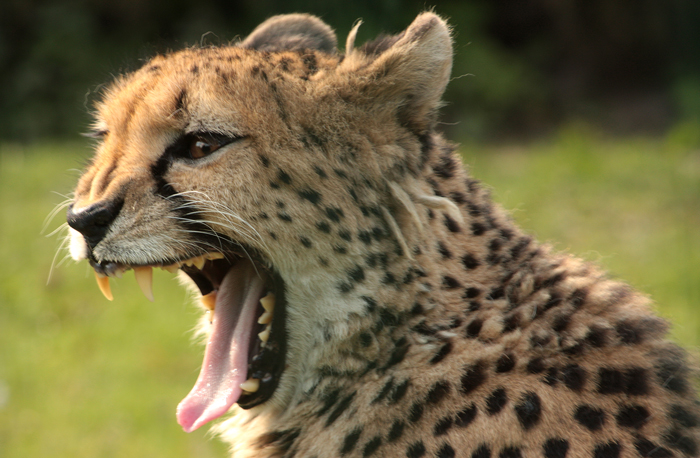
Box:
left=68, top=13, right=699, bottom=458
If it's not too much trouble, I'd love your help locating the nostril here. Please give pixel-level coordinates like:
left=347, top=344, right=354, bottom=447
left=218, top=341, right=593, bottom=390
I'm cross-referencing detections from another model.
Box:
left=66, top=200, right=123, bottom=249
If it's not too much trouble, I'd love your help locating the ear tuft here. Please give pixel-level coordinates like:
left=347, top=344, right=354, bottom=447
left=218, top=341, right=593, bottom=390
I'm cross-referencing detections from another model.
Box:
left=241, top=14, right=337, bottom=53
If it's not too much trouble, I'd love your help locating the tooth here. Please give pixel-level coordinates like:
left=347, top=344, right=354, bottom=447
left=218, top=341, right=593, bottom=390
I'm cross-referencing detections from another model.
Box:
left=192, top=256, right=205, bottom=270
left=134, top=266, right=154, bottom=302
left=240, top=378, right=260, bottom=393
left=162, top=264, right=179, bottom=274
left=113, top=267, right=125, bottom=279
left=201, top=291, right=217, bottom=311
left=205, top=252, right=225, bottom=260
left=258, top=326, right=270, bottom=342
left=260, top=293, right=275, bottom=312
left=258, top=311, right=273, bottom=325
left=94, top=271, right=113, bottom=301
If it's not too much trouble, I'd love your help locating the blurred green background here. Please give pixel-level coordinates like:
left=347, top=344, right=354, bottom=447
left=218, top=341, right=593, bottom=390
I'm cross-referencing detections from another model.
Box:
left=1, top=1, right=699, bottom=457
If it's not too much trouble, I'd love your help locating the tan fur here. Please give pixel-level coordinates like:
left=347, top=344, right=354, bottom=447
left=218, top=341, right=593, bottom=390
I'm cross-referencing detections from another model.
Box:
left=69, top=13, right=699, bottom=458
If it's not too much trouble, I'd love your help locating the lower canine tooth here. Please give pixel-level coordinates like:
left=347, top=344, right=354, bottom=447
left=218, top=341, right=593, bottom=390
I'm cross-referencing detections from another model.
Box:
left=201, top=291, right=217, bottom=311
left=260, top=293, right=275, bottom=312
left=240, top=378, right=260, bottom=393
left=94, top=271, right=113, bottom=301
left=133, top=266, right=154, bottom=302
left=258, top=326, right=270, bottom=342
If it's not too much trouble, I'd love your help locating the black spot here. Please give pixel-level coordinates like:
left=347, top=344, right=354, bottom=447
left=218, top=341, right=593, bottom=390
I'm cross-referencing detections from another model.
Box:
left=348, top=265, right=365, bottom=283
left=382, top=272, right=397, bottom=285
left=371, top=227, right=385, bottom=241
left=552, top=314, right=571, bottom=332
left=488, top=286, right=504, bottom=300
left=325, top=206, right=344, bottom=222
left=463, top=287, right=481, bottom=299
left=569, top=288, right=588, bottom=308
left=259, top=428, right=301, bottom=453
left=277, top=169, right=292, bottom=184
left=260, top=155, right=270, bottom=167
left=325, top=391, right=356, bottom=427
left=430, top=343, right=453, bottom=365
left=486, top=388, right=508, bottom=415
left=313, top=165, right=327, bottom=178
left=442, top=276, right=461, bottom=289
left=514, top=392, right=541, bottom=430
left=339, top=230, right=352, bottom=241
left=333, top=168, right=348, bottom=179
left=625, top=367, right=649, bottom=395
left=499, top=446, right=522, bottom=458
left=409, top=401, right=424, bottom=423
left=670, top=404, right=699, bottom=428
left=616, top=404, right=649, bottom=429
left=465, top=319, right=483, bottom=339
left=664, top=428, right=699, bottom=456
left=502, top=314, right=520, bottom=333
left=298, top=188, right=321, bottom=205
left=509, top=237, right=531, bottom=260
left=363, top=436, right=382, bottom=457
left=433, top=415, right=453, bottom=436
left=526, top=358, right=546, bottom=374
left=361, top=296, right=377, bottom=313
left=593, top=441, right=620, bottom=458
left=472, top=445, right=491, bottom=458
left=437, top=443, right=456, bottom=458
left=635, top=439, right=674, bottom=458
left=427, top=381, right=451, bottom=405
left=341, top=427, right=363, bottom=455
left=358, top=230, right=372, bottom=244
left=385, top=341, right=409, bottom=369
left=387, top=420, right=405, bottom=442
left=407, top=441, right=426, bottom=458
left=488, top=238, right=502, bottom=251
left=277, top=212, right=292, bottom=222
left=543, top=439, right=569, bottom=458
left=468, top=301, right=481, bottom=312
left=597, top=368, right=625, bottom=394
left=561, top=365, right=586, bottom=391
left=359, top=332, right=372, bottom=348
left=530, top=332, right=552, bottom=348
left=317, top=388, right=341, bottom=416
left=461, top=361, right=486, bottom=394
left=300, top=236, right=312, bottom=248
left=338, top=281, right=353, bottom=293
left=333, top=245, right=348, bottom=255
left=462, top=253, right=480, bottom=270
left=456, top=403, right=478, bottom=427
left=574, top=405, right=606, bottom=431
left=543, top=367, right=559, bottom=386
left=471, top=222, right=487, bottom=236
left=586, top=326, right=610, bottom=347
left=655, top=355, right=690, bottom=394
left=444, top=215, right=461, bottom=232
left=270, top=181, right=280, bottom=189
left=437, top=241, right=452, bottom=258
left=372, top=378, right=394, bottom=404
left=434, top=152, right=457, bottom=178
left=390, top=379, right=410, bottom=403
left=316, top=221, right=331, bottom=233
left=495, top=353, right=516, bottom=373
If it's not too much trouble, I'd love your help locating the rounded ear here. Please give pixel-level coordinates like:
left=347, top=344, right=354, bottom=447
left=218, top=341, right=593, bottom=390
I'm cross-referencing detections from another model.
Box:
left=344, top=13, right=453, bottom=133
left=241, top=14, right=337, bottom=53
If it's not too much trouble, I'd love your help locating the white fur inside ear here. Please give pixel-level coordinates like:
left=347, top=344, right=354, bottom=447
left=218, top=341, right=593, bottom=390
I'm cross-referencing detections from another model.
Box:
left=68, top=227, right=89, bottom=261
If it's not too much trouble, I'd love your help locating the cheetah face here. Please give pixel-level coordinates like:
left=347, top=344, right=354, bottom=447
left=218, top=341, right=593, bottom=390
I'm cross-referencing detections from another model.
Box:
left=67, top=13, right=452, bottom=433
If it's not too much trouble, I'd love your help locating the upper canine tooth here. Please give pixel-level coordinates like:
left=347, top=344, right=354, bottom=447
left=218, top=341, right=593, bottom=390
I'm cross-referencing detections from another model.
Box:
left=94, top=271, right=113, bottom=301
left=240, top=378, right=260, bottom=393
left=192, top=256, right=206, bottom=270
left=134, top=266, right=154, bottom=302
left=205, top=252, right=225, bottom=260
left=260, top=293, right=275, bottom=312
left=201, top=291, right=217, bottom=311
left=258, top=311, right=273, bottom=325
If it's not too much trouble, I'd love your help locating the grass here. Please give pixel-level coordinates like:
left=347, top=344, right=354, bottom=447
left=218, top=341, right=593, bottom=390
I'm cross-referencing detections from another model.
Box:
left=0, top=126, right=698, bottom=456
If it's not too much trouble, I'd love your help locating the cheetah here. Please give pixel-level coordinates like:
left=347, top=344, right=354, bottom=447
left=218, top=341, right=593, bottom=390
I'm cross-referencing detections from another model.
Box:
left=66, top=12, right=700, bottom=458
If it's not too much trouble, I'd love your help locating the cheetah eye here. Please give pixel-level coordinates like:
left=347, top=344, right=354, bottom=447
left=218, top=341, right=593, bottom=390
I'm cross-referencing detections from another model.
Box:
left=169, top=132, right=242, bottom=161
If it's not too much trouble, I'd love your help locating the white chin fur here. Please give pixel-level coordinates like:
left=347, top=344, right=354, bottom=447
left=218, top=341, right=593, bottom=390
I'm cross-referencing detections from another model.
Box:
left=69, top=227, right=89, bottom=261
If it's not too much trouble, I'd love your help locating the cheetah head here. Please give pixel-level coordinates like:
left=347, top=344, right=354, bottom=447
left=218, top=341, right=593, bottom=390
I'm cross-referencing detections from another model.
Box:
left=67, top=13, right=452, bottom=432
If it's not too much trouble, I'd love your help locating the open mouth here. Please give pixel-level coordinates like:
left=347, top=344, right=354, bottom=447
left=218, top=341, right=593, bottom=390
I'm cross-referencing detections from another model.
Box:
left=90, top=248, right=287, bottom=432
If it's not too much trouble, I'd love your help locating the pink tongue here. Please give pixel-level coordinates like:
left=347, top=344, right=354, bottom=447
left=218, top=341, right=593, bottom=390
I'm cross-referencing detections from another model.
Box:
left=176, top=260, right=265, bottom=432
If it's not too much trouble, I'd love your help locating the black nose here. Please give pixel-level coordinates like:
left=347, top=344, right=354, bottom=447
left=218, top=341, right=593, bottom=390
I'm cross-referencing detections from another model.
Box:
left=66, top=200, right=123, bottom=249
